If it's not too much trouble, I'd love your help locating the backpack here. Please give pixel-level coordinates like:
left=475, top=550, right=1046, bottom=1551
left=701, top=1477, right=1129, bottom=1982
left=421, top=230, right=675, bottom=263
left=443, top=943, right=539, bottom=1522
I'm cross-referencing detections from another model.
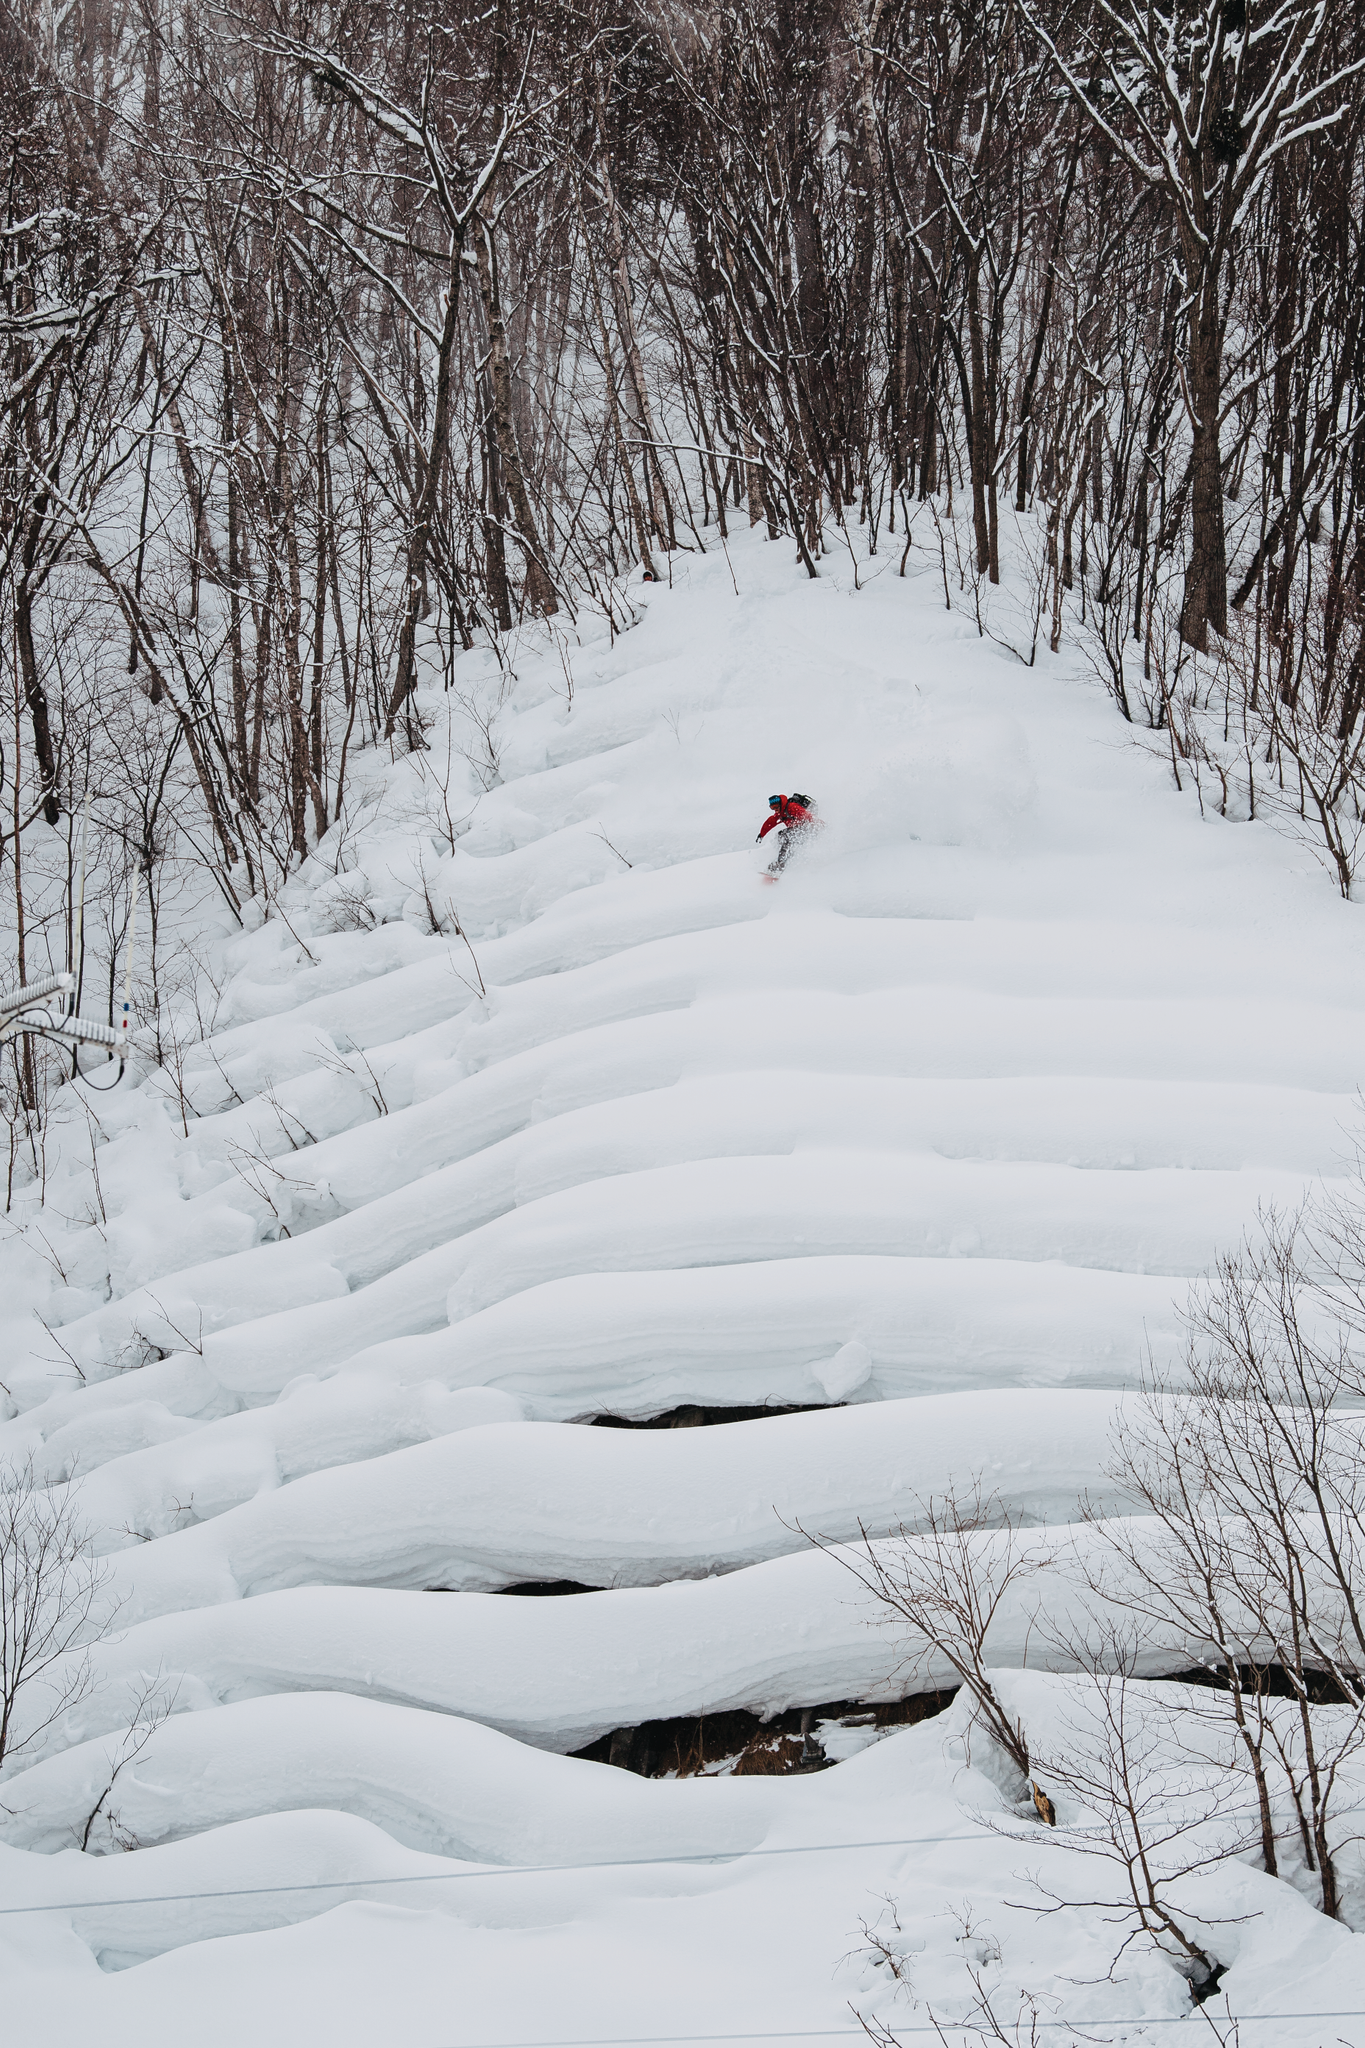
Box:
left=790, top=792, right=817, bottom=814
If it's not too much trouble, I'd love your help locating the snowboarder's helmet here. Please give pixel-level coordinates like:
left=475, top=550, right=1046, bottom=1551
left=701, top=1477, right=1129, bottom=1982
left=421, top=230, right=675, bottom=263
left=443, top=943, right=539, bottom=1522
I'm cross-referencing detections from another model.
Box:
left=768, top=794, right=783, bottom=807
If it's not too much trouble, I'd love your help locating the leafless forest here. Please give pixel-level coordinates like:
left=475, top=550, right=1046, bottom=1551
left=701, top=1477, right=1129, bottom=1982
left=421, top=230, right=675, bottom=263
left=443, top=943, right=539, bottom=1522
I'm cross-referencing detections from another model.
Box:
left=2, top=0, right=1364, bottom=1123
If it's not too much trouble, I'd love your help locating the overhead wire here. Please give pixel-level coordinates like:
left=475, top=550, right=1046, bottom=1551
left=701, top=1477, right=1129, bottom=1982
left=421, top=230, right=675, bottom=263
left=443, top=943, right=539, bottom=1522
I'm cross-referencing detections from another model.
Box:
left=0, top=1829, right=1009, bottom=1916
left=427, top=2021, right=1365, bottom=2046
left=11, top=1792, right=1365, bottom=1920
left=5, top=1836, right=1360, bottom=2039
left=15, top=1781, right=1365, bottom=1921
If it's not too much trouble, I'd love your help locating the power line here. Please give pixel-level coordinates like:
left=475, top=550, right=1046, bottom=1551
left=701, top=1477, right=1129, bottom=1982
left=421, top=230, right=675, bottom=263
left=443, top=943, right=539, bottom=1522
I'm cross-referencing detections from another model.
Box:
left=426, top=2023, right=1365, bottom=2048
left=10, top=1831, right=1364, bottom=2048
left=10, top=1805, right=1365, bottom=1921
left=0, top=1830, right=997, bottom=1917
left=428, top=2023, right=1365, bottom=2048
left=4, top=1834, right=1361, bottom=2041
left=16, top=1790, right=1361, bottom=1920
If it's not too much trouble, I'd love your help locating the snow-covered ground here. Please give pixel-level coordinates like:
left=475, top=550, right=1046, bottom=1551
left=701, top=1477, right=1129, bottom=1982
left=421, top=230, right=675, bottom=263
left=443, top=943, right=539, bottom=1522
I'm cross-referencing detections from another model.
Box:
left=4, top=526, right=1364, bottom=2043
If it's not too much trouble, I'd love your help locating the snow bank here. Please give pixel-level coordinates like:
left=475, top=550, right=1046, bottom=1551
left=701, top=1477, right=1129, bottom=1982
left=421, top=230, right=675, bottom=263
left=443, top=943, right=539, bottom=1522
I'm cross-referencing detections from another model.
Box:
left=89, top=1389, right=1133, bottom=1612
left=17, top=1519, right=1208, bottom=1765
left=0, top=1691, right=778, bottom=1860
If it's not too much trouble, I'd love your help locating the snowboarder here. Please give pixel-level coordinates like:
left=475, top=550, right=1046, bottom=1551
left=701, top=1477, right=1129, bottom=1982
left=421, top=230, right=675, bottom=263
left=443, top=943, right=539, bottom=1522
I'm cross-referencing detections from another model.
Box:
left=757, top=792, right=819, bottom=878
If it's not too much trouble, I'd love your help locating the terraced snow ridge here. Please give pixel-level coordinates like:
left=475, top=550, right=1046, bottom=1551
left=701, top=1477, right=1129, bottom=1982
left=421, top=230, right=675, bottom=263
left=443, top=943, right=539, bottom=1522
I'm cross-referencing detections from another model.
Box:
left=3, top=530, right=1363, bottom=2045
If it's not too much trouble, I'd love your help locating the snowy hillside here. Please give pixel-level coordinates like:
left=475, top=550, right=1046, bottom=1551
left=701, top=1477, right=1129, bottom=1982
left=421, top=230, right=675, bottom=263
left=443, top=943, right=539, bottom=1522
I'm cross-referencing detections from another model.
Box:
left=4, top=529, right=1364, bottom=2044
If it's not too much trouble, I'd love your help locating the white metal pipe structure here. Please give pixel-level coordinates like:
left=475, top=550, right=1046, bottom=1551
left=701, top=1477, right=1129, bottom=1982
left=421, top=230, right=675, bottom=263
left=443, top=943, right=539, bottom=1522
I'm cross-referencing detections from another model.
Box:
left=73, top=790, right=91, bottom=1020
left=0, top=970, right=74, bottom=1019
left=0, top=868, right=149, bottom=1073
left=118, top=876, right=140, bottom=1055
left=0, top=972, right=128, bottom=1055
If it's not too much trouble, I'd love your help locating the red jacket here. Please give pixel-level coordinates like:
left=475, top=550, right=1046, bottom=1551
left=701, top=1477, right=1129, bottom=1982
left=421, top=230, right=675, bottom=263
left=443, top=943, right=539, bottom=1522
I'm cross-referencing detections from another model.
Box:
left=758, top=796, right=815, bottom=840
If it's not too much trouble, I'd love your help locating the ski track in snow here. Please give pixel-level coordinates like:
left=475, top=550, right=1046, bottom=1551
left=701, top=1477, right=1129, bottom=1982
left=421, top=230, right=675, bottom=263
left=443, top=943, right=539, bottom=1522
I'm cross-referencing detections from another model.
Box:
left=4, top=530, right=1365, bottom=2044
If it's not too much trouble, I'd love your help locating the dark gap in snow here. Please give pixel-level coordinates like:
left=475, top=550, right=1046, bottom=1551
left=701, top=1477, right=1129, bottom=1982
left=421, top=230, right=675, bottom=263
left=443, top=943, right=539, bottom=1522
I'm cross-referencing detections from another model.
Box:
left=1191, top=1965, right=1229, bottom=2006
left=589, top=1400, right=841, bottom=1430
left=497, top=1578, right=595, bottom=1597
left=1173, top=1662, right=1354, bottom=1704
left=572, top=1688, right=958, bottom=1779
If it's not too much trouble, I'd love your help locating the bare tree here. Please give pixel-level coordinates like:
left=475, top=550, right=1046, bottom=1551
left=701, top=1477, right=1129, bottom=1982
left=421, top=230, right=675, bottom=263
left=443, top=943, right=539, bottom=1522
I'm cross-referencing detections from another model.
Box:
left=0, top=1453, right=108, bottom=1777
left=74, top=1668, right=178, bottom=1852
left=1173, top=1207, right=1365, bottom=1918
left=1086, top=1194, right=1365, bottom=1921
left=805, top=1479, right=1046, bottom=1781
left=291, top=24, right=552, bottom=742
left=1025, top=0, right=1364, bottom=651
left=1012, top=1658, right=1241, bottom=1990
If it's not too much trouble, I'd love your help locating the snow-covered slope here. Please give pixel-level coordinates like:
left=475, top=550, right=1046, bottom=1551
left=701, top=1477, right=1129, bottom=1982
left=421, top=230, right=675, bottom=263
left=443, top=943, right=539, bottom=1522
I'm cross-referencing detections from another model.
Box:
left=4, top=529, right=1364, bottom=2044
left=83, top=1391, right=1135, bottom=1613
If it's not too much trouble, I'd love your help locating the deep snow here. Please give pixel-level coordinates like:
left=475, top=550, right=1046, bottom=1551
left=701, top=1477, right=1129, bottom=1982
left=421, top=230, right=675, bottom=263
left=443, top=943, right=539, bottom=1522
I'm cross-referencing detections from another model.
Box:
left=3, top=523, right=1365, bottom=2044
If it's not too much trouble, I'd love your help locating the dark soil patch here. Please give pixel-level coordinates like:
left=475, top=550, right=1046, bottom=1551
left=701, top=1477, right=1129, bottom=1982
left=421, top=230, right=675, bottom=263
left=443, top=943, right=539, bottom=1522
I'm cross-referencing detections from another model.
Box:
left=572, top=1689, right=958, bottom=1779
left=590, top=1402, right=840, bottom=1430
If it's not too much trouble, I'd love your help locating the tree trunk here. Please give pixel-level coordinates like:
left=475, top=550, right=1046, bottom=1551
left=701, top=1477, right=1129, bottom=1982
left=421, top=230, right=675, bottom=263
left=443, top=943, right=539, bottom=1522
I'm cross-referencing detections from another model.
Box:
left=597, top=132, right=673, bottom=552
left=224, top=352, right=250, bottom=777
left=250, top=544, right=274, bottom=805
left=966, top=262, right=991, bottom=574
left=14, top=570, right=60, bottom=827
left=1016, top=127, right=1080, bottom=512
left=384, top=230, right=469, bottom=740
left=475, top=215, right=558, bottom=619
left=480, top=385, right=513, bottom=633
left=845, top=0, right=888, bottom=494
left=1179, top=287, right=1228, bottom=651
left=308, top=393, right=329, bottom=840
left=280, top=456, right=309, bottom=861
left=583, top=191, right=658, bottom=578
